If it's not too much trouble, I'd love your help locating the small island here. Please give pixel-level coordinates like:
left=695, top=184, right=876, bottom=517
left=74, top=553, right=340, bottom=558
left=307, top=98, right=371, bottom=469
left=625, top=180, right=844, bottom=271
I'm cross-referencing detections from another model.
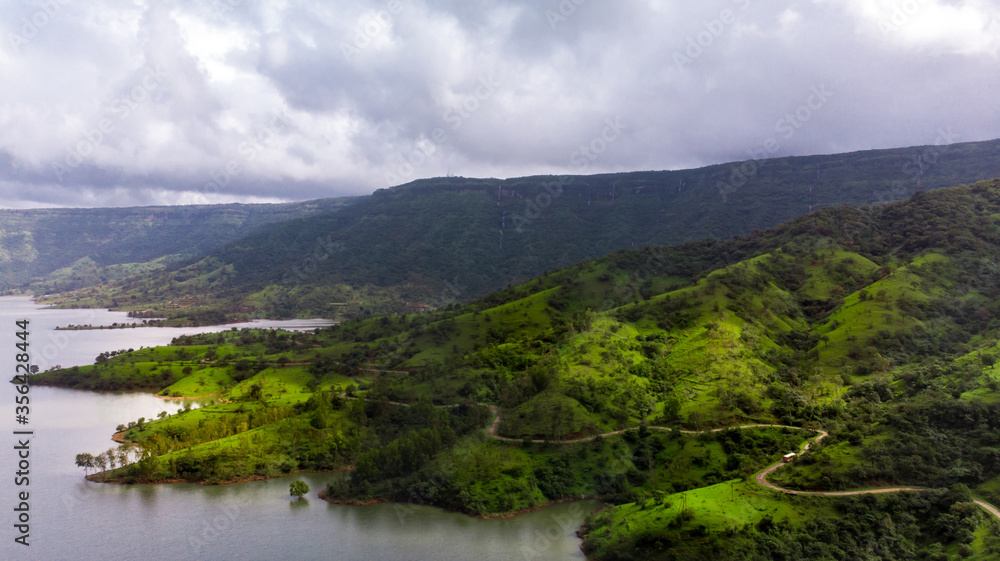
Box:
left=57, top=320, right=167, bottom=330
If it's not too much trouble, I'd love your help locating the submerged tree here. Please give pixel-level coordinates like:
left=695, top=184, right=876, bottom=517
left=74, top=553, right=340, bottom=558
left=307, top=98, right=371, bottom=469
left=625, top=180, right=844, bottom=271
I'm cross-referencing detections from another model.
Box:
left=289, top=480, right=310, bottom=499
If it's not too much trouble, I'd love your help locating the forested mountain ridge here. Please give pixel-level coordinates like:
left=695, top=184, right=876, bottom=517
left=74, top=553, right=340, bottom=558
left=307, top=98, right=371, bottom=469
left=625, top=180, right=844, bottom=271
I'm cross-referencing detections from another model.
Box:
left=0, top=197, right=356, bottom=294
left=33, top=178, right=1000, bottom=559
left=43, top=138, right=1000, bottom=320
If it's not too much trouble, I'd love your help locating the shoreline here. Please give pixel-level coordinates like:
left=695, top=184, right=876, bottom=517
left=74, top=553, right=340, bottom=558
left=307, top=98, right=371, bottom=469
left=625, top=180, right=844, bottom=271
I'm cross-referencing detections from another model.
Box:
left=86, top=466, right=355, bottom=486
left=111, top=430, right=132, bottom=444
left=157, top=392, right=219, bottom=401
left=102, top=411, right=601, bottom=523
left=316, top=487, right=602, bottom=521
left=89, top=446, right=600, bottom=523
left=55, top=324, right=166, bottom=330
left=477, top=495, right=598, bottom=520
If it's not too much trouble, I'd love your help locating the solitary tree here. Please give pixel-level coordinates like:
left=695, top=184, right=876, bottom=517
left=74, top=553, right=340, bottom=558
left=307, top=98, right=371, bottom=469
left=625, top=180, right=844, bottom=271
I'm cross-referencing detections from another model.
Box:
left=248, top=382, right=264, bottom=402
left=289, top=480, right=309, bottom=499
left=75, top=453, right=95, bottom=476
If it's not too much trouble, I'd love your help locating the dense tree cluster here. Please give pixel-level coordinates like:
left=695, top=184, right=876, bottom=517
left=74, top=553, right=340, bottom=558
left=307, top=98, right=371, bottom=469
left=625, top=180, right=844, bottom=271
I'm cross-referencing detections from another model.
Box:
left=586, top=487, right=991, bottom=561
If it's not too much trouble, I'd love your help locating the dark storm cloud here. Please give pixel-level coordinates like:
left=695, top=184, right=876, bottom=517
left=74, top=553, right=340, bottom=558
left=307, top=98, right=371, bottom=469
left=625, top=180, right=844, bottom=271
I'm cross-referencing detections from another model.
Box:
left=0, top=0, right=998, bottom=207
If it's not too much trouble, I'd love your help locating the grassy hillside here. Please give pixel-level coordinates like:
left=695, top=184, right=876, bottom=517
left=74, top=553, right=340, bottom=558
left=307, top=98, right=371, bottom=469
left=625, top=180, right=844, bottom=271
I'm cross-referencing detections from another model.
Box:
left=0, top=197, right=355, bottom=294
left=35, top=177, right=1000, bottom=559
left=41, top=138, right=1000, bottom=320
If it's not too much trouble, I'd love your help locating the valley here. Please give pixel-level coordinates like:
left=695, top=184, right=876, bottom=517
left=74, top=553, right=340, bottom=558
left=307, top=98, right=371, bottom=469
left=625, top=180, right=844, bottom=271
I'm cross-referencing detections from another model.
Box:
left=25, top=139, right=1000, bottom=325
left=29, top=177, right=1000, bottom=559
left=9, top=3, right=1000, bottom=559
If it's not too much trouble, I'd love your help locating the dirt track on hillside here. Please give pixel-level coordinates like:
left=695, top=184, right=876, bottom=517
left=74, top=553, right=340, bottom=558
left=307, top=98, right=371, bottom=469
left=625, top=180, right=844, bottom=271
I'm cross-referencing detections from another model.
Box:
left=482, top=405, right=1000, bottom=522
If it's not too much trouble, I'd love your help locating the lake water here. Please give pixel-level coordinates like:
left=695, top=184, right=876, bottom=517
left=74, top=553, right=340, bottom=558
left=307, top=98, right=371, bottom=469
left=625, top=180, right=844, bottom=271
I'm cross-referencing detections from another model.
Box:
left=0, top=297, right=598, bottom=561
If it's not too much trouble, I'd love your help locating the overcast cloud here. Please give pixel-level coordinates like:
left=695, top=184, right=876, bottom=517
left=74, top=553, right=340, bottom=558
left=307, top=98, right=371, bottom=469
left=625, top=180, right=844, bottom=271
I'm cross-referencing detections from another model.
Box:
left=0, top=0, right=998, bottom=208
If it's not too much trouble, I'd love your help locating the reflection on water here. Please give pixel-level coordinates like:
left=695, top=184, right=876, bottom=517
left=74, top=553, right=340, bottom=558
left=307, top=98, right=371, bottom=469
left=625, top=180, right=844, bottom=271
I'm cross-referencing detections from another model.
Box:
left=0, top=298, right=598, bottom=561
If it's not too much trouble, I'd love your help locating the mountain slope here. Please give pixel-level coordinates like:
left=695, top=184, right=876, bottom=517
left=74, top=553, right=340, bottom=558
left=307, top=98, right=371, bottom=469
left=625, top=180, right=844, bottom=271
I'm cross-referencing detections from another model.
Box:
left=0, top=197, right=356, bottom=293
left=33, top=178, right=1000, bottom=559
left=49, top=138, right=1000, bottom=319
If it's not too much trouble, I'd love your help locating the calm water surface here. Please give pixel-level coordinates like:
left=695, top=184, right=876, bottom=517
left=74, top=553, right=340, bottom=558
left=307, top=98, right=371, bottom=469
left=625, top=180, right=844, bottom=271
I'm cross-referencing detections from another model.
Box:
left=0, top=297, right=598, bottom=561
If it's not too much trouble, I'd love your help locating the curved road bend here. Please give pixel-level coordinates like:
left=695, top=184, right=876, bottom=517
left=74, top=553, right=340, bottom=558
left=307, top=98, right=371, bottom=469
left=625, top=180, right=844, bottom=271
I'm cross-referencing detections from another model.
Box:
left=482, top=405, right=1000, bottom=522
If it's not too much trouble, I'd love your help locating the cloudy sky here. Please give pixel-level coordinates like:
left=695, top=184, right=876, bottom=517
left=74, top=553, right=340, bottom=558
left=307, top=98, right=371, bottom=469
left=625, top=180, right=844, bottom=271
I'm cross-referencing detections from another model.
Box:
left=1, top=0, right=998, bottom=208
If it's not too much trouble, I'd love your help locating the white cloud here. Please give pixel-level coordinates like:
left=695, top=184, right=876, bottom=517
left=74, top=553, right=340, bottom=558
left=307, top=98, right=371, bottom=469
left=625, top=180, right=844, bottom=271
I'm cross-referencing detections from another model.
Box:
left=840, top=0, right=1000, bottom=55
left=0, top=0, right=997, bottom=207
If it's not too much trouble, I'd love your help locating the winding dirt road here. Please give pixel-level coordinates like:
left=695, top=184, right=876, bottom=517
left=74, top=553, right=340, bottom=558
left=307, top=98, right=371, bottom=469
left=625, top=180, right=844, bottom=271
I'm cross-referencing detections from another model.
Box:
left=482, top=406, right=1000, bottom=522
left=338, top=397, right=1000, bottom=522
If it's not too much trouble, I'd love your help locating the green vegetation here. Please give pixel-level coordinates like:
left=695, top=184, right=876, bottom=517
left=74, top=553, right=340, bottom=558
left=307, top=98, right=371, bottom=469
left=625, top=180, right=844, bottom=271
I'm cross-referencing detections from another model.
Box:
left=289, top=480, right=309, bottom=499
left=36, top=138, right=1000, bottom=322
left=0, top=197, right=355, bottom=295
left=35, top=176, right=1000, bottom=558
left=582, top=485, right=996, bottom=561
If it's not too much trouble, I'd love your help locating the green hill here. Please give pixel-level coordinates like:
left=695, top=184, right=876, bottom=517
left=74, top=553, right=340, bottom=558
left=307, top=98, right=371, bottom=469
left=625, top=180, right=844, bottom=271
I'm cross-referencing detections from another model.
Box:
left=44, top=138, right=1000, bottom=320
left=0, top=197, right=356, bottom=294
left=35, top=177, right=1000, bottom=559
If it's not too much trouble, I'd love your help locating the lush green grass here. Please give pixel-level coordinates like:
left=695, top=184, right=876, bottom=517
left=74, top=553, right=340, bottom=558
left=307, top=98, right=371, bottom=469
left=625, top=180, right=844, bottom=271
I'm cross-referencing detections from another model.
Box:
left=161, top=366, right=233, bottom=397
left=797, top=250, right=879, bottom=302
left=583, top=485, right=999, bottom=561
left=583, top=481, right=828, bottom=560
left=814, top=255, right=944, bottom=370
left=48, top=178, right=1000, bottom=560
left=767, top=438, right=872, bottom=491
left=134, top=412, right=346, bottom=484
left=224, top=367, right=315, bottom=406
